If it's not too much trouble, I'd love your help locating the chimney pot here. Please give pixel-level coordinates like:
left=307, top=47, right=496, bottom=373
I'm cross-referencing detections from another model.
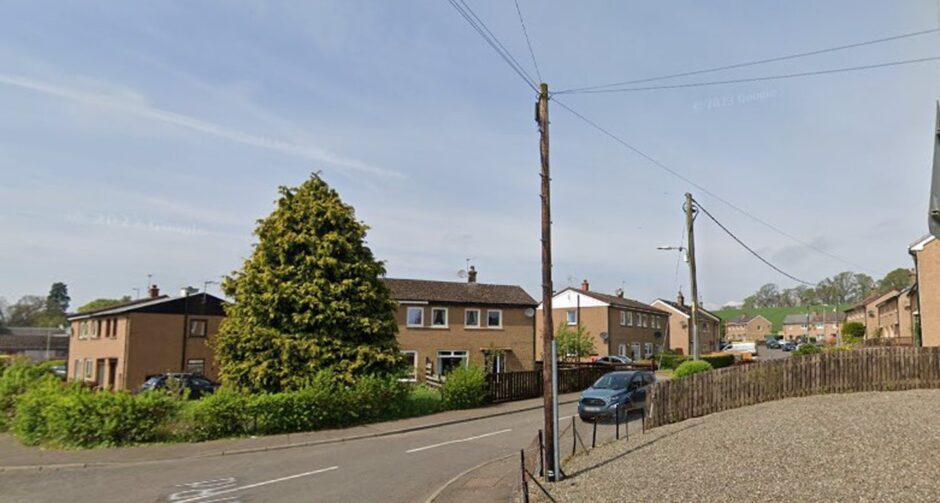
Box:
left=581, top=279, right=590, bottom=292
left=615, top=288, right=624, bottom=298
left=148, top=285, right=160, bottom=298
left=467, top=265, right=477, bottom=283
left=677, top=290, right=685, bottom=306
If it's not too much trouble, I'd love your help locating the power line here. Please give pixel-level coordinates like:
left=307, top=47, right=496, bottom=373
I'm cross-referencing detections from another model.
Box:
left=445, top=0, right=538, bottom=92
left=513, top=0, right=542, bottom=83
left=553, top=27, right=940, bottom=94
left=552, top=97, right=872, bottom=273
left=556, top=55, right=940, bottom=94
left=693, top=198, right=816, bottom=286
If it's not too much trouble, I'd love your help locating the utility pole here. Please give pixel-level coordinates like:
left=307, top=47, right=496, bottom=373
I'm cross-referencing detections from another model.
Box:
left=685, top=193, right=701, bottom=359
left=537, top=82, right=558, bottom=482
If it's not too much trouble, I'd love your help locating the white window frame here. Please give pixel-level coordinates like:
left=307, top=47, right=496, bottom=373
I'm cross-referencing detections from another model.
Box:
left=437, top=350, right=469, bottom=377
left=642, top=314, right=649, bottom=328
left=400, top=351, right=418, bottom=381
left=430, top=307, right=449, bottom=328
left=620, top=311, right=626, bottom=326
left=644, top=343, right=654, bottom=358
left=73, top=359, right=81, bottom=380
left=618, top=344, right=627, bottom=357
left=83, top=359, right=92, bottom=380
left=90, top=320, right=99, bottom=339
left=186, top=358, right=206, bottom=375
left=631, top=343, right=642, bottom=361
left=464, top=309, right=481, bottom=328
left=487, top=309, right=503, bottom=329
left=566, top=310, right=577, bottom=325
left=406, top=307, right=424, bottom=328
left=626, top=312, right=633, bottom=327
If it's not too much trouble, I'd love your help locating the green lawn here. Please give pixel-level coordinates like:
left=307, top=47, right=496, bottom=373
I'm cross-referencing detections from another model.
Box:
left=714, top=304, right=850, bottom=334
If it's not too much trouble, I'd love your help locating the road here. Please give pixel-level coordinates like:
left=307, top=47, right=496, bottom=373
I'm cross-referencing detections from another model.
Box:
left=1, top=400, right=640, bottom=503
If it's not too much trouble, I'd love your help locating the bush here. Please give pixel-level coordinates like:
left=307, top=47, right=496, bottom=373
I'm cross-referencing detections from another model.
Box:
left=441, top=365, right=487, bottom=410
left=0, top=359, right=58, bottom=430
left=841, top=321, right=866, bottom=344
left=654, top=351, right=688, bottom=370
left=793, top=344, right=823, bottom=356
left=700, top=353, right=735, bottom=369
left=825, top=345, right=853, bottom=353
left=674, top=360, right=713, bottom=378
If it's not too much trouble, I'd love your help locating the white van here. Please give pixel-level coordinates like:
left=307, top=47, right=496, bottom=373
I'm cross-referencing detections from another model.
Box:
left=722, top=341, right=758, bottom=357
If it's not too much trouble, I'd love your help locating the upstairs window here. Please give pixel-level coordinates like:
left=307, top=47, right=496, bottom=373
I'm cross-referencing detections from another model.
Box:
left=487, top=310, right=503, bottom=328
left=465, top=309, right=480, bottom=328
left=626, top=312, right=633, bottom=326
left=406, top=307, right=424, bottom=327
left=189, top=319, right=208, bottom=337
left=431, top=308, right=448, bottom=328
left=566, top=310, right=577, bottom=325
left=620, top=311, right=627, bottom=326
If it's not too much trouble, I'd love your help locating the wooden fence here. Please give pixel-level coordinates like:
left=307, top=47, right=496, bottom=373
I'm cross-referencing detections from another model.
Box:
left=862, top=337, right=914, bottom=347
left=645, top=346, right=940, bottom=429
left=487, top=364, right=648, bottom=403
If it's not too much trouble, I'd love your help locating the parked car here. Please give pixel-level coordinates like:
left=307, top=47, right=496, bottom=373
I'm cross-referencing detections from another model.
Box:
left=781, top=341, right=797, bottom=352
left=578, top=371, right=654, bottom=422
left=766, top=339, right=781, bottom=350
left=48, top=364, right=68, bottom=380
left=139, top=373, right=219, bottom=399
left=594, top=355, right=633, bottom=365
left=722, top=341, right=758, bottom=356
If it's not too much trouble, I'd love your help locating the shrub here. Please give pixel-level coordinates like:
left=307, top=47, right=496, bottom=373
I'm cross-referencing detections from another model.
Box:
left=793, top=344, right=823, bottom=356
left=183, top=388, right=253, bottom=440
left=700, top=353, right=735, bottom=369
left=441, top=365, right=487, bottom=410
left=825, top=345, right=853, bottom=353
left=674, top=360, right=713, bottom=378
left=0, top=359, right=57, bottom=430
left=654, top=351, right=687, bottom=370
left=841, top=321, right=865, bottom=344
left=401, top=385, right=443, bottom=417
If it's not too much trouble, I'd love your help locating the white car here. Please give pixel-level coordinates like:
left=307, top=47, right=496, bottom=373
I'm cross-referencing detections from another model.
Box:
left=722, top=342, right=758, bottom=356
left=594, top=355, right=633, bottom=365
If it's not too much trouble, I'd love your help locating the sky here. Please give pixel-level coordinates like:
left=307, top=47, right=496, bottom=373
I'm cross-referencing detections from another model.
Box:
left=1, top=0, right=939, bottom=311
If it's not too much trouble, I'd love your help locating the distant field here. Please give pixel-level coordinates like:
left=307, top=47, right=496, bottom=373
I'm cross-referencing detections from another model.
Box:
left=714, top=305, right=850, bottom=333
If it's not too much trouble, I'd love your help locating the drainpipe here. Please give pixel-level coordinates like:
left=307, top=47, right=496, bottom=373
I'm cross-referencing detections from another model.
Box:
left=180, top=293, right=189, bottom=373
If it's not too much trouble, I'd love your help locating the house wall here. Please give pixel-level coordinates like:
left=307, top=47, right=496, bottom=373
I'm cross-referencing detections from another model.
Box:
left=67, top=316, right=130, bottom=389
left=122, top=313, right=223, bottom=391
left=395, top=303, right=535, bottom=381
left=605, top=308, right=668, bottom=361
left=726, top=317, right=771, bottom=342
left=915, top=238, right=940, bottom=346
left=535, top=306, right=609, bottom=361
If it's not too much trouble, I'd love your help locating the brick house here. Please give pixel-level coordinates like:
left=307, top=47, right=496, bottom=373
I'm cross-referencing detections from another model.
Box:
left=875, top=286, right=917, bottom=341
left=651, top=292, right=721, bottom=355
left=724, top=314, right=773, bottom=342
left=383, top=268, right=536, bottom=381
left=66, top=286, right=226, bottom=391
left=536, top=281, right=669, bottom=362
left=782, top=311, right=845, bottom=342
left=910, top=234, right=939, bottom=346
left=844, top=290, right=901, bottom=340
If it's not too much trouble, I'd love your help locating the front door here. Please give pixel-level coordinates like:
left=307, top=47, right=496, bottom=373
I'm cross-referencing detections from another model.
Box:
left=95, top=359, right=105, bottom=388
left=107, top=359, right=118, bottom=389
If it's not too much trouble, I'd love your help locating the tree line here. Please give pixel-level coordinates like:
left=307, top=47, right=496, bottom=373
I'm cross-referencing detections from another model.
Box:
left=0, top=283, right=132, bottom=330
left=739, top=268, right=915, bottom=309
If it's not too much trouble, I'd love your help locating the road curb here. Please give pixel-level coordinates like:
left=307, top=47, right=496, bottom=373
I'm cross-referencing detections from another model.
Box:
left=0, top=396, right=580, bottom=472
left=424, top=452, right=517, bottom=503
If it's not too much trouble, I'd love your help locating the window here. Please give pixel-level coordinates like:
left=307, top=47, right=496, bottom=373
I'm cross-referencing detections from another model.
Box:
left=465, top=309, right=480, bottom=328
left=90, top=320, right=99, bottom=338
left=73, top=359, right=80, bottom=380
left=487, top=310, right=503, bottom=328
left=186, top=359, right=206, bottom=376
left=644, top=343, right=653, bottom=358
left=641, top=314, right=648, bottom=328
left=83, top=359, right=92, bottom=380
left=626, top=312, right=633, bottom=327
left=437, top=350, right=468, bottom=377
left=620, top=311, right=627, bottom=326
left=406, top=307, right=424, bottom=327
left=401, top=351, right=417, bottom=381
left=618, top=344, right=627, bottom=357
left=631, top=343, right=642, bottom=361
left=485, top=351, right=506, bottom=374
left=566, top=310, right=577, bottom=325
left=431, top=308, right=448, bottom=328
left=189, top=319, right=208, bottom=337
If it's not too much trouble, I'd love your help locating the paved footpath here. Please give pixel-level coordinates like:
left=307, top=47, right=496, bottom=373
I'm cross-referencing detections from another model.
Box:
left=0, top=393, right=597, bottom=503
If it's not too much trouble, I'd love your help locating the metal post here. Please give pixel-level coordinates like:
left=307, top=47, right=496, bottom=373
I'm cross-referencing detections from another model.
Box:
left=520, top=449, right=530, bottom=503
left=615, top=405, right=620, bottom=440
left=538, top=430, right=544, bottom=478
left=592, top=416, right=597, bottom=448
left=550, top=339, right=561, bottom=481
left=571, top=416, right=577, bottom=456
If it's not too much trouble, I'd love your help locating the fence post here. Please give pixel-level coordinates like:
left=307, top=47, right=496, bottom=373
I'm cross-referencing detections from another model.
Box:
left=538, top=429, right=544, bottom=478
left=615, top=404, right=620, bottom=440
left=571, top=416, right=577, bottom=456
left=520, top=449, right=529, bottom=503
left=592, top=416, right=597, bottom=448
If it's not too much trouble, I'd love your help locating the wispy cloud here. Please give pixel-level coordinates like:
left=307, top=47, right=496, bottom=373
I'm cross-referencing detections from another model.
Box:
left=0, top=73, right=401, bottom=178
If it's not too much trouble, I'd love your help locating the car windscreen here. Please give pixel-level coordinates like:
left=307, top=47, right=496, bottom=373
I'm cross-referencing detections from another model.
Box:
left=142, top=376, right=164, bottom=388
left=592, top=373, right=631, bottom=390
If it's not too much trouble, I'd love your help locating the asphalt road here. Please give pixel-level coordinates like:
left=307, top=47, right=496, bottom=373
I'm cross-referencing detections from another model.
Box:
left=1, top=401, right=640, bottom=503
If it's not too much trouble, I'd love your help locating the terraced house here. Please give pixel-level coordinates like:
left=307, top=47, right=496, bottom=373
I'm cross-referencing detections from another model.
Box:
left=536, top=281, right=669, bottom=362
left=383, top=268, right=537, bottom=381
left=651, top=292, right=721, bottom=354
left=782, top=311, right=845, bottom=342
left=723, top=314, right=772, bottom=343
left=66, top=286, right=226, bottom=390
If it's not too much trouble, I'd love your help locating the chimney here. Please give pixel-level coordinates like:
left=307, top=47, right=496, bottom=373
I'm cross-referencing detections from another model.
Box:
left=615, top=288, right=624, bottom=298
left=677, top=290, right=685, bottom=306
left=148, top=285, right=160, bottom=298
left=581, top=279, right=590, bottom=292
left=467, top=265, right=477, bottom=283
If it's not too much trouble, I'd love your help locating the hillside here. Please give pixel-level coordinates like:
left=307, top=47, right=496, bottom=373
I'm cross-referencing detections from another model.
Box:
left=713, top=304, right=851, bottom=333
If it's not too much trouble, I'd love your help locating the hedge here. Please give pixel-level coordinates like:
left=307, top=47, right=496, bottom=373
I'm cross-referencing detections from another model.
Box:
left=0, top=360, right=59, bottom=431
left=440, top=365, right=486, bottom=410
left=654, top=351, right=688, bottom=370
left=700, top=353, right=735, bottom=369
left=674, top=360, right=713, bottom=378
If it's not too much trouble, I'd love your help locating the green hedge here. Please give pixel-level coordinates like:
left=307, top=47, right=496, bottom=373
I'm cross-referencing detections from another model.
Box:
left=674, top=360, right=713, bottom=378
left=0, top=360, right=59, bottom=431
left=793, top=344, right=823, bottom=356
left=654, top=351, right=688, bottom=370
left=700, top=353, right=735, bottom=369
left=441, top=365, right=486, bottom=410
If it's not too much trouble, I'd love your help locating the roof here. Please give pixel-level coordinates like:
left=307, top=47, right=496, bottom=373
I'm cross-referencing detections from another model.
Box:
left=68, top=294, right=227, bottom=320
left=0, top=333, right=69, bottom=352
left=725, top=314, right=770, bottom=326
left=782, top=312, right=847, bottom=325
left=0, top=326, right=68, bottom=337
left=909, top=234, right=936, bottom=252
left=382, top=278, right=536, bottom=307
left=560, top=288, right=668, bottom=315
left=652, top=299, right=720, bottom=322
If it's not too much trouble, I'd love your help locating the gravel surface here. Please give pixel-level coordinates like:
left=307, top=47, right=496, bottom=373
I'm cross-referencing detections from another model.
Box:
left=539, top=390, right=940, bottom=502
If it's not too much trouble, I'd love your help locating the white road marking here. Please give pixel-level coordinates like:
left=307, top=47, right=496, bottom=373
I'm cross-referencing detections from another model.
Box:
left=406, top=429, right=512, bottom=454
left=170, top=466, right=339, bottom=503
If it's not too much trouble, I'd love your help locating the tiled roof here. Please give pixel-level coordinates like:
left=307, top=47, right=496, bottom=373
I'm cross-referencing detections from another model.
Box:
left=568, top=288, right=668, bottom=315
left=1, top=327, right=68, bottom=337
left=783, top=312, right=846, bottom=324
left=725, top=314, right=767, bottom=325
left=383, top=278, right=536, bottom=306
left=0, top=334, right=69, bottom=351
left=654, top=299, right=720, bottom=321
left=68, top=294, right=226, bottom=320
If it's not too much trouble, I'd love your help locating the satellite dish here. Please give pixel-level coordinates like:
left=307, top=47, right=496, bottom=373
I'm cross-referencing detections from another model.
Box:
left=457, top=269, right=466, bottom=278
left=600, top=331, right=609, bottom=341
left=524, top=308, right=535, bottom=318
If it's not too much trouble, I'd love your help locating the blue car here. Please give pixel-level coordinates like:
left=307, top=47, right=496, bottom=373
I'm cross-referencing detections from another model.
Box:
left=578, top=371, right=655, bottom=422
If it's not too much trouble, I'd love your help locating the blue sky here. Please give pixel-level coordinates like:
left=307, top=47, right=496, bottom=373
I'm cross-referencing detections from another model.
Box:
left=1, top=0, right=938, bottom=310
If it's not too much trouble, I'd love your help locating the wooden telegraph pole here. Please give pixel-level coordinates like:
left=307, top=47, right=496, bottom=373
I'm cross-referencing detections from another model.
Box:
left=685, top=192, right=701, bottom=359
left=537, top=83, right=557, bottom=481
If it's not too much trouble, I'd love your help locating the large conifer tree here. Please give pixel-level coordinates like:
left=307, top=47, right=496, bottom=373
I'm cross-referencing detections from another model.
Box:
left=214, top=174, right=402, bottom=392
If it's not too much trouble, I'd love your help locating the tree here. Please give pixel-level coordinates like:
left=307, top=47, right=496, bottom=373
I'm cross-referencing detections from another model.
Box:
left=0, top=297, right=7, bottom=328
left=851, top=273, right=876, bottom=303
left=213, top=174, right=403, bottom=393
left=78, top=297, right=132, bottom=313
left=841, top=321, right=865, bottom=343
left=878, top=268, right=914, bottom=294
left=554, top=324, right=593, bottom=360
left=6, top=296, right=46, bottom=326
left=46, top=282, right=70, bottom=314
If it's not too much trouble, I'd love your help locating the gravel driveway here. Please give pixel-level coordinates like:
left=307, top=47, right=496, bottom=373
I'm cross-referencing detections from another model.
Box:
left=538, top=390, right=940, bottom=502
